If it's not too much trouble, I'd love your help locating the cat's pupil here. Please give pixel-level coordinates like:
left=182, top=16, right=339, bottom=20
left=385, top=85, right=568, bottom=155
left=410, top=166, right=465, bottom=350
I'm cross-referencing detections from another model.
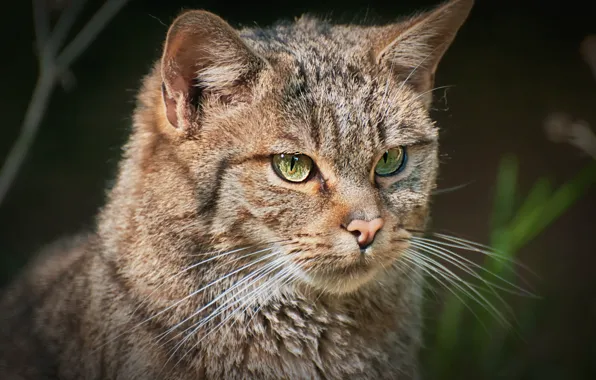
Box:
left=290, top=156, right=298, bottom=171
left=383, top=152, right=389, bottom=163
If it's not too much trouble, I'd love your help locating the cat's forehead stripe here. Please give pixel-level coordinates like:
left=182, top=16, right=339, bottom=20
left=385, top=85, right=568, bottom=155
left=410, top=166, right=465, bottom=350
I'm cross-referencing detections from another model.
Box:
left=242, top=20, right=437, bottom=151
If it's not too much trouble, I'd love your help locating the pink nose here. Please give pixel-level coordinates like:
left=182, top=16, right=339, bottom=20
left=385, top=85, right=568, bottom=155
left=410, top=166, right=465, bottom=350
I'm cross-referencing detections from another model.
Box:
left=346, top=218, right=384, bottom=249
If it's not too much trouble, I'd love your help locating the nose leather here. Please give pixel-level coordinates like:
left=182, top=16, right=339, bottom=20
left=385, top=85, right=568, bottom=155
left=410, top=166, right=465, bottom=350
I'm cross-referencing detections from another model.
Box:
left=346, top=218, right=384, bottom=248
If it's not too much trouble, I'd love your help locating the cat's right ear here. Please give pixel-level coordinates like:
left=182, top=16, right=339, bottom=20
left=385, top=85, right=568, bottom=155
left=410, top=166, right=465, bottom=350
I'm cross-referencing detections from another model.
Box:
left=160, top=11, right=267, bottom=133
left=373, top=0, right=474, bottom=108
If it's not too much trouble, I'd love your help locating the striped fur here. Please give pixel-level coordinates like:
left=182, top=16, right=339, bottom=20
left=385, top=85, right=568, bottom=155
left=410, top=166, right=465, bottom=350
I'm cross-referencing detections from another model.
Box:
left=0, top=1, right=473, bottom=379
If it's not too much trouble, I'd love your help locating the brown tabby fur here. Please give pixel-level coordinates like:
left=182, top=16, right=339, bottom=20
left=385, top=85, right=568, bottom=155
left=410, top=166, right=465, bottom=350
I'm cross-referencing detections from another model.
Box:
left=0, top=0, right=473, bottom=378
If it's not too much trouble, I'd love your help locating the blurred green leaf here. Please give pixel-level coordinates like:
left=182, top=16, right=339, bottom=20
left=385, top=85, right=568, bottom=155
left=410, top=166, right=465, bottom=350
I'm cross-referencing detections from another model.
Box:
left=509, top=162, right=596, bottom=251
left=425, top=156, right=596, bottom=380
left=429, top=291, right=466, bottom=378
left=490, top=154, right=519, bottom=235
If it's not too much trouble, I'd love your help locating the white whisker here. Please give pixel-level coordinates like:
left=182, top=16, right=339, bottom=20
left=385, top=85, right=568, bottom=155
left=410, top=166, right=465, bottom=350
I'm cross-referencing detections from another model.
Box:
left=399, top=250, right=487, bottom=331
left=164, top=261, right=295, bottom=374
left=140, top=247, right=277, bottom=328
left=410, top=239, right=535, bottom=298
left=410, top=240, right=515, bottom=318
left=407, top=85, right=452, bottom=106
left=91, top=245, right=267, bottom=353
left=155, top=251, right=283, bottom=346
left=404, top=249, right=510, bottom=328
left=431, top=233, right=538, bottom=278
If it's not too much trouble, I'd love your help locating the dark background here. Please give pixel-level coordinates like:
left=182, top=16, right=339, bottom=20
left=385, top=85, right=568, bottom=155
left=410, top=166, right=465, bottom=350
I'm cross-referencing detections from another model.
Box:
left=1, top=0, right=595, bottom=379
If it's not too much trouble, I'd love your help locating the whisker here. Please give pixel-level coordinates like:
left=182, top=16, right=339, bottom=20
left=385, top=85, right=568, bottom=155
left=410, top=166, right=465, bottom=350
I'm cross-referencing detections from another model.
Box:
left=433, top=233, right=512, bottom=258
left=410, top=239, right=536, bottom=298
left=135, top=245, right=259, bottom=304
left=432, top=181, right=474, bottom=195
left=391, top=258, right=439, bottom=302
left=431, top=233, right=538, bottom=277
left=91, top=245, right=271, bottom=353
left=243, top=266, right=300, bottom=328
left=185, top=237, right=294, bottom=257
left=164, top=261, right=295, bottom=374
left=143, top=247, right=276, bottom=324
left=171, top=269, right=296, bottom=374
left=428, top=237, right=513, bottom=264
left=404, top=249, right=510, bottom=327
left=95, top=246, right=285, bottom=355
left=205, top=265, right=296, bottom=343
left=399, top=250, right=487, bottom=331
left=155, top=260, right=289, bottom=377
left=154, top=251, right=284, bottom=346
left=185, top=245, right=256, bottom=258
left=409, top=240, right=516, bottom=318
left=408, top=85, right=453, bottom=106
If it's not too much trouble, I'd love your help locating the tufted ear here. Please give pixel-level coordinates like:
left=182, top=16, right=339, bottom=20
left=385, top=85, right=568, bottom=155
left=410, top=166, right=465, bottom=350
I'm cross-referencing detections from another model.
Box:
left=160, top=10, right=267, bottom=132
left=374, top=0, right=474, bottom=107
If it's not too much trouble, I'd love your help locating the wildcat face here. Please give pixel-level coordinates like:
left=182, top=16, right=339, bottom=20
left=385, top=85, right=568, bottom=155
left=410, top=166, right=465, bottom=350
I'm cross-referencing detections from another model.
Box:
left=125, top=0, right=473, bottom=296
left=202, top=43, right=440, bottom=293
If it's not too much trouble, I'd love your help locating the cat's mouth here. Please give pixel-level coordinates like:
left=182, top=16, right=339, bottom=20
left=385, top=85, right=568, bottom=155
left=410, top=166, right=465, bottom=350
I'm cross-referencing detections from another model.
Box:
left=289, top=244, right=408, bottom=294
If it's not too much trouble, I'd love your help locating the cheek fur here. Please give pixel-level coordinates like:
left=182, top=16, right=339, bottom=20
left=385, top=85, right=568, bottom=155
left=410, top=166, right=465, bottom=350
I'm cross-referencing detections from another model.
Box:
left=210, top=152, right=431, bottom=290
left=221, top=161, right=327, bottom=238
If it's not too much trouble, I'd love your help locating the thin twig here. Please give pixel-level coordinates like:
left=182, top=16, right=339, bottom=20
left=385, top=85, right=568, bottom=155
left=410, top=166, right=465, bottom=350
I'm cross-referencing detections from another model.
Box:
left=0, top=75, right=56, bottom=205
left=57, top=0, right=130, bottom=68
left=0, top=0, right=130, bottom=206
left=580, top=35, right=596, bottom=80
left=543, top=35, right=596, bottom=160
left=45, top=0, right=91, bottom=60
left=33, top=0, right=50, bottom=56
left=0, top=0, right=59, bottom=205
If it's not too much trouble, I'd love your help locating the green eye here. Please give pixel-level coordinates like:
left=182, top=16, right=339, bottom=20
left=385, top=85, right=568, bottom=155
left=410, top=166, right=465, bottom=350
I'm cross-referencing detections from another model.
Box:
left=374, top=147, right=407, bottom=177
left=272, top=154, right=314, bottom=183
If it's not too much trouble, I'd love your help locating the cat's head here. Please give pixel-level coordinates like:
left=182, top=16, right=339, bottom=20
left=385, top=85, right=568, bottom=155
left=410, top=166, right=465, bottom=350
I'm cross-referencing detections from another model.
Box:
left=116, top=0, right=473, bottom=295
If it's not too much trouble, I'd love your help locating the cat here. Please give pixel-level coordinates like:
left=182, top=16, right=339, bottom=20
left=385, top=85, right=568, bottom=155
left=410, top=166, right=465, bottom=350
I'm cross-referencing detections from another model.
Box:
left=0, top=0, right=474, bottom=378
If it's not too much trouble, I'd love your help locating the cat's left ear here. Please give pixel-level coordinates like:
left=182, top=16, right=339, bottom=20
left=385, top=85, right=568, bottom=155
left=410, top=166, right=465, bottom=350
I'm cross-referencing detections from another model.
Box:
left=374, top=0, right=474, bottom=107
left=160, top=10, right=267, bottom=133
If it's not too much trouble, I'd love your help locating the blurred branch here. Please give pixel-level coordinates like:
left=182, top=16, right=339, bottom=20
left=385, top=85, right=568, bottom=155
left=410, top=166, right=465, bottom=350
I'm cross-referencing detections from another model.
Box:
left=44, top=0, right=90, bottom=61
left=580, top=35, right=596, bottom=80
left=33, top=0, right=50, bottom=55
left=543, top=35, right=596, bottom=160
left=545, top=113, right=596, bottom=159
left=0, top=0, right=130, bottom=207
left=57, top=0, right=129, bottom=68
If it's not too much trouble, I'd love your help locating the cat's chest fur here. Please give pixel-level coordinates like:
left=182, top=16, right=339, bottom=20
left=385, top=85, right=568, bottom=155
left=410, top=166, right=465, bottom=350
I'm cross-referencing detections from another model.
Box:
left=196, top=283, right=419, bottom=379
left=113, top=272, right=422, bottom=380
left=3, top=247, right=416, bottom=380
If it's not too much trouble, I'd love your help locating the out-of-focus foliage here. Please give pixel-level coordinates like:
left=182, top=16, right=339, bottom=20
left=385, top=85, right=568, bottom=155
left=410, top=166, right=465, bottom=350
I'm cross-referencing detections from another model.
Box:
left=425, top=156, right=596, bottom=379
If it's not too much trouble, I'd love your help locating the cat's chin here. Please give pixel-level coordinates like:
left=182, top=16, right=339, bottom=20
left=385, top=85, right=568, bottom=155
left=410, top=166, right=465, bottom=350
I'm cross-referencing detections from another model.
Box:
left=289, top=259, right=388, bottom=295
left=305, top=269, right=382, bottom=294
